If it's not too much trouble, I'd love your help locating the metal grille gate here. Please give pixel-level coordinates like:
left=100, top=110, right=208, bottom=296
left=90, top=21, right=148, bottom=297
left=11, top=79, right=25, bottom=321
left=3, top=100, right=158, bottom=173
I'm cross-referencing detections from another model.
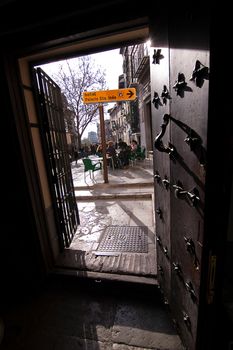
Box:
left=33, top=67, right=79, bottom=250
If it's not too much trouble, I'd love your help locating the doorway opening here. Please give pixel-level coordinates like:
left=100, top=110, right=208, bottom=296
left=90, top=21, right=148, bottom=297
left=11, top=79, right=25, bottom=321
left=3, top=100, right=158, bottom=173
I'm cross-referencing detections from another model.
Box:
left=18, top=22, right=157, bottom=284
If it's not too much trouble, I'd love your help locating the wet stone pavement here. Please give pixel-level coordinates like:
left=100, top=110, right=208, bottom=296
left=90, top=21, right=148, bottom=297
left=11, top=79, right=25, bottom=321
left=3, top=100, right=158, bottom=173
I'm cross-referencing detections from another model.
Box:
left=55, top=159, right=156, bottom=282
left=71, top=158, right=154, bottom=188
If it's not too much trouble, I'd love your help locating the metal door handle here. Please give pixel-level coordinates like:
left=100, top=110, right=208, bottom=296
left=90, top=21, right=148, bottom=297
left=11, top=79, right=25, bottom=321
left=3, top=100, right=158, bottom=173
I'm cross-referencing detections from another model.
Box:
left=173, top=185, right=200, bottom=206
left=154, top=114, right=175, bottom=154
left=173, top=184, right=187, bottom=199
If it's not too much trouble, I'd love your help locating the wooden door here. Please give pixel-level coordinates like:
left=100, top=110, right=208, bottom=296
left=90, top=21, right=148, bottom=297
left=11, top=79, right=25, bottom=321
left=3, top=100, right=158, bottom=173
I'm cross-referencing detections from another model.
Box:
left=150, top=12, right=212, bottom=350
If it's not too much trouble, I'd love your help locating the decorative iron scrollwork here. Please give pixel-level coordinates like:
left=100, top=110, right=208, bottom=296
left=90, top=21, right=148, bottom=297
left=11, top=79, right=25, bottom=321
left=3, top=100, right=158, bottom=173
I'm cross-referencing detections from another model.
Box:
left=173, top=73, right=192, bottom=97
left=161, top=85, right=171, bottom=105
left=173, top=72, right=187, bottom=96
left=152, top=91, right=162, bottom=109
left=152, top=49, right=163, bottom=64
left=190, top=60, right=209, bottom=88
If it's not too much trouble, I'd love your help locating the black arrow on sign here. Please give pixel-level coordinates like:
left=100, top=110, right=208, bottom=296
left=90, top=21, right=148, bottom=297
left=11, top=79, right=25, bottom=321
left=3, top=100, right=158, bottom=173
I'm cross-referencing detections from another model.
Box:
left=127, top=90, right=134, bottom=98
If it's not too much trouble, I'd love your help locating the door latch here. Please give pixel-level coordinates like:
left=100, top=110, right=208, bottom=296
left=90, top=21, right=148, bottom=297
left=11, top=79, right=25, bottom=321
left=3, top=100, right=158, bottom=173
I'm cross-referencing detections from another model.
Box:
left=173, top=184, right=187, bottom=199
left=184, top=236, right=199, bottom=270
left=173, top=184, right=200, bottom=207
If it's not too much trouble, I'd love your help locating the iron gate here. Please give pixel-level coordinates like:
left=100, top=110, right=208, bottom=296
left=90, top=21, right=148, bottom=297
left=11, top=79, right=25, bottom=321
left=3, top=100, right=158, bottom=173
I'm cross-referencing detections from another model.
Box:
left=33, top=67, right=79, bottom=250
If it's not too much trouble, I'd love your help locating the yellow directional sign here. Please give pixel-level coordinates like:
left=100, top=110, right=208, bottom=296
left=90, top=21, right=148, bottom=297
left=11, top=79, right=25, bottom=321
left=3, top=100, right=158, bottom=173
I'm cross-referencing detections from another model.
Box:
left=82, top=88, right=136, bottom=104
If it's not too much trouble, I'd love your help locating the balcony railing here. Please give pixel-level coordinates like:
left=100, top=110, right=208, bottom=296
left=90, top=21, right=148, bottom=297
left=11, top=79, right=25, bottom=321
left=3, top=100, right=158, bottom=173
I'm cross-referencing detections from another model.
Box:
left=133, top=56, right=149, bottom=78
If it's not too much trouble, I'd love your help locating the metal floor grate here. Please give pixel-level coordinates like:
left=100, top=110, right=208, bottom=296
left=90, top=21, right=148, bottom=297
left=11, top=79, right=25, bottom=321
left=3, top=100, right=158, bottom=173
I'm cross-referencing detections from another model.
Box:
left=97, top=226, right=148, bottom=253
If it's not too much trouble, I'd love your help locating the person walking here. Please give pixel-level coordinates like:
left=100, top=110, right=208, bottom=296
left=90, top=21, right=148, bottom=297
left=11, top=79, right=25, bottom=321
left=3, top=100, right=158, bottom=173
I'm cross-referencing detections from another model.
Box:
left=73, top=146, right=79, bottom=164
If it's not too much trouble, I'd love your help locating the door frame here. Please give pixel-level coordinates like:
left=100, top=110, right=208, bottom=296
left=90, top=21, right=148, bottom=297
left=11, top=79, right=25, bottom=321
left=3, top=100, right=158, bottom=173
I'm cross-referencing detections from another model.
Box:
left=3, top=11, right=232, bottom=349
left=4, top=19, right=150, bottom=273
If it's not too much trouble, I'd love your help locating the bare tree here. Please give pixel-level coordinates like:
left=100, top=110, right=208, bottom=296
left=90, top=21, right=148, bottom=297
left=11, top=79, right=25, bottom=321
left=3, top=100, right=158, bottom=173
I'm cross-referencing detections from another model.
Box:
left=52, top=56, right=107, bottom=147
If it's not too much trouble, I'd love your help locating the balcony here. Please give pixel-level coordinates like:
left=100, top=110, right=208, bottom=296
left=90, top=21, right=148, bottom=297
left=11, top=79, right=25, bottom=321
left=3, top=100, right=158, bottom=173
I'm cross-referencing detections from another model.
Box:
left=134, top=56, right=149, bottom=79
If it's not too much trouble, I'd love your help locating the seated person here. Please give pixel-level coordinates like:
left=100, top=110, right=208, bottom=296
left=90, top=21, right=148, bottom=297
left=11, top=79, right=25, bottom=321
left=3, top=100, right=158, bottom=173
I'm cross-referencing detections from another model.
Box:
left=118, top=138, right=128, bottom=150
left=131, top=140, right=143, bottom=158
left=96, top=144, right=103, bottom=157
left=118, top=143, right=131, bottom=167
left=131, top=140, right=139, bottom=153
left=106, top=141, right=118, bottom=168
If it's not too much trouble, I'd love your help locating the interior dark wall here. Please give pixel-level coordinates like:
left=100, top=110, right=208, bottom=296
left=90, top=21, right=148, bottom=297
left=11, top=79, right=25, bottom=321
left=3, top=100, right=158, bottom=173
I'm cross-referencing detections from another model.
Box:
left=0, top=0, right=151, bottom=52
left=0, top=57, right=46, bottom=300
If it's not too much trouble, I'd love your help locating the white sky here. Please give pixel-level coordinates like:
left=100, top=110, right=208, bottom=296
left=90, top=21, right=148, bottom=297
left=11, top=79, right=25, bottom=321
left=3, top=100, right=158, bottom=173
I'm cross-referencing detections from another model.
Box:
left=40, top=48, right=123, bottom=138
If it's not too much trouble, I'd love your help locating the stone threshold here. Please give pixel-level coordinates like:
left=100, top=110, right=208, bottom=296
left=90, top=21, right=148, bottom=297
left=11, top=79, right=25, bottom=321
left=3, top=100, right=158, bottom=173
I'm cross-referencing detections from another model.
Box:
left=74, top=182, right=154, bottom=191
left=75, top=193, right=152, bottom=200
left=52, top=267, right=158, bottom=285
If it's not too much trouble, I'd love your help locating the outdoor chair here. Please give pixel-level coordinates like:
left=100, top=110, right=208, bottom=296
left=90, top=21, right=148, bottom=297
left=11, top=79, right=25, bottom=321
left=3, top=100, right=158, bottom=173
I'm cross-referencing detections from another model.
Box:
left=129, top=152, right=137, bottom=166
left=136, top=147, right=146, bottom=160
left=82, top=157, right=102, bottom=180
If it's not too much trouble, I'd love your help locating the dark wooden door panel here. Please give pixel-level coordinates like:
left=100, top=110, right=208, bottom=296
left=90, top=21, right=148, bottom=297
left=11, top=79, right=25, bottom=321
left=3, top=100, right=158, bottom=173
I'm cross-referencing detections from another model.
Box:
left=150, top=13, right=210, bottom=350
left=169, top=47, right=209, bottom=349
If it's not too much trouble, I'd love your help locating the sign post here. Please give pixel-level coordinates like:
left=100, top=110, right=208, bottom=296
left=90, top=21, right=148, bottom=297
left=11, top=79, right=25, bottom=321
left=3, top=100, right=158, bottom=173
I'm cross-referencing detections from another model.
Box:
left=82, top=88, right=137, bottom=184
left=99, top=103, right=108, bottom=183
